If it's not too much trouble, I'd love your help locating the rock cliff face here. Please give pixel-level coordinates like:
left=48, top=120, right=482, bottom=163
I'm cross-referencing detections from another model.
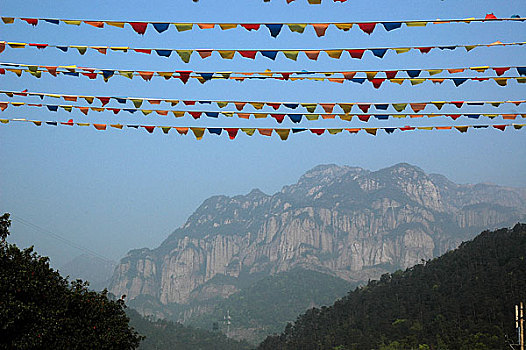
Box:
left=109, top=163, right=526, bottom=307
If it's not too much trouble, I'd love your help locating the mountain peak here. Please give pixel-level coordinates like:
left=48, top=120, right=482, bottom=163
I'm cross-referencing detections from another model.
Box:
left=382, top=162, right=425, bottom=175
left=302, top=164, right=363, bottom=179
left=245, top=188, right=267, bottom=198
left=281, top=164, right=365, bottom=197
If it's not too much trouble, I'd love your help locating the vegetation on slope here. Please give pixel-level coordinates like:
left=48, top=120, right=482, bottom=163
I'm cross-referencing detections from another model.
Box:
left=259, top=224, right=526, bottom=350
left=188, top=268, right=354, bottom=343
left=127, top=308, right=252, bottom=350
left=0, top=213, right=142, bottom=349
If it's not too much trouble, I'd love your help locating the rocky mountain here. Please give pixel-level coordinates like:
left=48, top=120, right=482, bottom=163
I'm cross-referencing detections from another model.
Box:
left=258, top=223, right=526, bottom=350
left=109, top=163, right=526, bottom=329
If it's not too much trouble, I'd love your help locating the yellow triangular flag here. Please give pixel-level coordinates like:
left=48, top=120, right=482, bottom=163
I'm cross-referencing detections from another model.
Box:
left=191, top=127, right=205, bottom=140
left=325, top=50, right=343, bottom=59
left=241, top=128, right=256, bottom=136
left=71, top=45, right=87, bottom=55
left=394, top=48, right=410, bottom=54
left=174, top=23, right=193, bottom=32
left=63, top=20, right=81, bottom=26
left=334, top=23, right=352, bottom=31
left=470, top=66, right=489, bottom=73
left=176, top=50, right=193, bottom=63
left=219, top=23, right=237, bottom=30
left=283, top=50, right=299, bottom=61
left=410, top=78, right=425, bottom=85
left=8, top=42, right=27, bottom=48
left=301, top=103, right=317, bottom=113
left=494, top=78, right=508, bottom=86
left=392, top=103, right=408, bottom=112
left=106, top=21, right=125, bottom=28
left=275, top=129, right=290, bottom=140
left=288, top=24, right=307, bottom=33
left=427, top=69, right=443, bottom=76
left=111, top=46, right=129, bottom=52
left=431, top=101, right=445, bottom=109
left=83, top=96, right=94, bottom=104
left=119, top=71, right=134, bottom=79
left=406, top=21, right=426, bottom=27
left=250, top=102, right=265, bottom=110
left=131, top=99, right=143, bottom=108
left=218, top=50, right=235, bottom=59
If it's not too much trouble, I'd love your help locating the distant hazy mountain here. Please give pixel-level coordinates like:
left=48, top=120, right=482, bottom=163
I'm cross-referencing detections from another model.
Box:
left=60, top=254, right=116, bottom=291
left=258, top=224, right=526, bottom=350
left=109, top=163, right=526, bottom=340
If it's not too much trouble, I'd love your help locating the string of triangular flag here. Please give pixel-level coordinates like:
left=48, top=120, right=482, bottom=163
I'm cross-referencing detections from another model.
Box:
left=2, top=13, right=522, bottom=37
left=0, top=68, right=526, bottom=89
left=2, top=40, right=523, bottom=63
left=2, top=101, right=523, bottom=122
left=1, top=117, right=523, bottom=140
left=2, top=64, right=524, bottom=87
left=2, top=90, right=524, bottom=112
left=2, top=61, right=523, bottom=79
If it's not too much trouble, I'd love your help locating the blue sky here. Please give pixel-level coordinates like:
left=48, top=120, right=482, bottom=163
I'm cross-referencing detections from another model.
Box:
left=1, top=0, right=525, bottom=267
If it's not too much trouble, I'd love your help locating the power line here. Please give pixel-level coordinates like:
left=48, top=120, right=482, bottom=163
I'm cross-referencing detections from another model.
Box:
left=11, top=215, right=113, bottom=263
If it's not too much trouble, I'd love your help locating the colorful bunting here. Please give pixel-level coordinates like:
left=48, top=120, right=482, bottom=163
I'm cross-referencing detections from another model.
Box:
left=2, top=61, right=523, bottom=88
left=1, top=90, right=523, bottom=114
left=8, top=118, right=521, bottom=137
left=3, top=15, right=523, bottom=37
left=3, top=39, right=523, bottom=63
left=3, top=66, right=524, bottom=87
left=2, top=101, right=523, bottom=123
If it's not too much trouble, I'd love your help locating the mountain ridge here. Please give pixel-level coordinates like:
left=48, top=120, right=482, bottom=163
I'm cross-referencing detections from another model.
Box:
left=109, top=163, right=526, bottom=337
left=258, top=223, right=526, bottom=350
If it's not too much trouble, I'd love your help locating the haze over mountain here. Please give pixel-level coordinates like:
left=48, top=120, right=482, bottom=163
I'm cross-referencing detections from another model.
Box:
left=59, top=254, right=116, bottom=291
left=108, top=163, right=526, bottom=340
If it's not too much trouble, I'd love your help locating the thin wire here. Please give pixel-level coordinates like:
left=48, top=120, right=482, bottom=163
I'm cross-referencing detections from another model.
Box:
left=11, top=215, right=113, bottom=263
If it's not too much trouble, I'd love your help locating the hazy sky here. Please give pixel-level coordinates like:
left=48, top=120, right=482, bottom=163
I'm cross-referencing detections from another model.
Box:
left=1, top=0, right=525, bottom=267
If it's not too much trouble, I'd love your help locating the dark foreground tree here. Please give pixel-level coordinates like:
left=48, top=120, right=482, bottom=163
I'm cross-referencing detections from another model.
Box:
left=0, top=213, right=143, bottom=349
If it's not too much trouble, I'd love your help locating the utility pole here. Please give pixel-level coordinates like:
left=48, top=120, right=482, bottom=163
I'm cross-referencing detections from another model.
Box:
left=517, top=302, right=524, bottom=350
left=521, top=302, right=524, bottom=350
left=224, top=310, right=231, bottom=337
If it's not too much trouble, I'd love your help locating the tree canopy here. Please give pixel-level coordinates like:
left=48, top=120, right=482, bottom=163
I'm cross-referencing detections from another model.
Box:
left=0, top=213, right=143, bottom=349
left=258, top=224, right=526, bottom=350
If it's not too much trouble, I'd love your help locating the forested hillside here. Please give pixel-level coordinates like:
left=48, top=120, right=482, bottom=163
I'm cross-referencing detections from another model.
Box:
left=259, top=224, right=526, bottom=350
left=127, top=309, right=252, bottom=350
left=187, top=268, right=353, bottom=342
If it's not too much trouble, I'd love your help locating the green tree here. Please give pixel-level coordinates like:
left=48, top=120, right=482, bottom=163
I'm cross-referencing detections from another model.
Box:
left=0, top=213, right=143, bottom=349
left=258, top=224, right=526, bottom=350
